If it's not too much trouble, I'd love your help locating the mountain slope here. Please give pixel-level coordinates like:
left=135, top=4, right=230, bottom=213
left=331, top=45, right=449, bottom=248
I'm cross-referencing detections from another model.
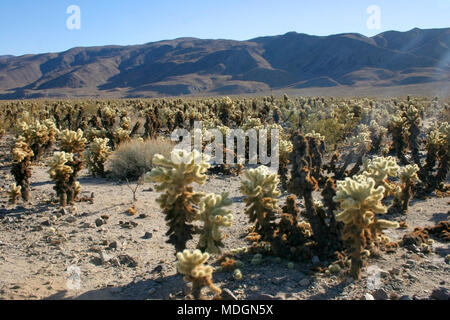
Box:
left=0, top=28, right=449, bottom=98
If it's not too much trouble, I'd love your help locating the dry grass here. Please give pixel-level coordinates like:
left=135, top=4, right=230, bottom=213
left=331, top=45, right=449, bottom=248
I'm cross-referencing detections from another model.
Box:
left=108, top=137, right=174, bottom=180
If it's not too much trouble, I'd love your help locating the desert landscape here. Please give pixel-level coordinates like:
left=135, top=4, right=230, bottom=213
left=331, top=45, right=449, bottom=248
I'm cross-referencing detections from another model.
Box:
left=0, top=96, right=448, bottom=300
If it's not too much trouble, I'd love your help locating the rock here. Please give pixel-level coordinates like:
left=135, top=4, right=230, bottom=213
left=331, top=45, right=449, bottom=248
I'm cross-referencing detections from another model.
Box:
left=108, top=241, right=118, bottom=250
left=390, top=267, right=401, bottom=275
left=65, top=216, right=77, bottom=223
left=372, top=288, right=389, bottom=300
left=118, top=254, right=137, bottom=268
left=312, top=256, right=320, bottom=264
left=41, top=220, right=51, bottom=226
left=399, top=295, right=412, bottom=300
left=363, top=293, right=375, bottom=300
left=142, top=232, right=153, bottom=240
left=431, top=287, right=450, bottom=300
left=100, top=251, right=112, bottom=264
left=95, top=218, right=105, bottom=227
left=148, top=288, right=156, bottom=295
left=138, top=214, right=147, bottom=219
left=222, top=288, right=238, bottom=300
left=299, top=278, right=310, bottom=287
left=120, top=221, right=138, bottom=229
left=380, top=270, right=390, bottom=278
left=59, top=208, right=68, bottom=216
left=81, top=222, right=94, bottom=229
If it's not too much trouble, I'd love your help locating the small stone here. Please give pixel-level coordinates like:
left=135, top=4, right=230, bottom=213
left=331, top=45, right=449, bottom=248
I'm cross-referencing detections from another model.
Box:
left=363, top=293, right=375, bottom=300
left=100, top=251, right=112, bottom=264
left=431, top=287, right=450, bottom=300
left=95, top=218, right=105, bottom=227
left=142, top=232, right=153, bottom=240
left=65, top=216, right=77, bottom=223
left=390, top=267, right=401, bottom=275
left=380, top=270, right=390, bottom=278
left=372, top=288, right=389, bottom=300
left=148, top=288, right=156, bottom=295
left=41, top=220, right=51, bottom=226
left=299, top=278, right=310, bottom=287
left=399, top=295, right=411, bottom=300
left=108, top=241, right=118, bottom=250
left=138, top=214, right=147, bottom=219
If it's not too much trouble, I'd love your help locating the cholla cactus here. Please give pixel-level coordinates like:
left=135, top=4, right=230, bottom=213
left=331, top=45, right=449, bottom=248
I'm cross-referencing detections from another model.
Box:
left=7, top=183, right=22, bottom=204
left=333, top=175, right=398, bottom=279
left=59, top=129, right=86, bottom=204
left=368, top=120, right=387, bottom=155
left=403, top=105, right=422, bottom=167
left=196, top=192, right=233, bottom=254
left=362, top=156, right=399, bottom=196
left=419, top=122, right=449, bottom=192
left=278, top=139, right=293, bottom=189
left=272, top=195, right=312, bottom=259
left=84, top=138, right=111, bottom=177
left=145, top=149, right=210, bottom=252
left=176, top=249, right=221, bottom=299
left=59, top=129, right=86, bottom=154
left=393, top=164, right=419, bottom=213
left=11, top=136, right=34, bottom=202
left=113, top=127, right=131, bottom=147
left=17, top=120, right=58, bottom=160
left=48, top=152, right=74, bottom=207
left=387, top=112, right=409, bottom=165
left=241, top=166, right=281, bottom=240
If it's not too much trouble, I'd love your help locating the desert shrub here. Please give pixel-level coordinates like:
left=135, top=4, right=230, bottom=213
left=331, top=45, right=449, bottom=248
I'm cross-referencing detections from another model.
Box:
left=108, top=138, right=174, bottom=180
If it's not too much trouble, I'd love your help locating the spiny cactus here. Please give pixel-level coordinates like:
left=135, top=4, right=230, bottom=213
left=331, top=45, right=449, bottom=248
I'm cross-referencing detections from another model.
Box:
left=59, top=129, right=86, bottom=204
left=145, top=149, right=210, bottom=252
left=241, top=166, right=281, bottom=241
left=393, top=164, right=419, bottom=213
left=362, top=156, right=399, bottom=196
left=17, top=119, right=58, bottom=160
left=84, top=138, right=111, bottom=177
left=196, top=192, right=233, bottom=254
left=11, top=136, right=34, bottom=202
left=7, top=183, right=22, bottom=204
left=387, top=113, right=409, bottom=165
left=278, top=139, right=293, bottom=190
left=176, top=249, right=221, bottom=299
left=48, top=152, right=74, bottom=207
left=333, top=175, right=399, bottom=279
left=271, top=195, right=312, bottom=259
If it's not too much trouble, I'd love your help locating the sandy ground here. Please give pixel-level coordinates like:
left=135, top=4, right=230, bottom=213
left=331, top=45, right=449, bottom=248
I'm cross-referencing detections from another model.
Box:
left=0, top=135, right=449, bottom=300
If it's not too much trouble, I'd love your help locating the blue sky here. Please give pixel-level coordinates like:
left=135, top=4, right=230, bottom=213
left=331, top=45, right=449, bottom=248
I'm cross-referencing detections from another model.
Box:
left=1, top=0, right=449, bottom=56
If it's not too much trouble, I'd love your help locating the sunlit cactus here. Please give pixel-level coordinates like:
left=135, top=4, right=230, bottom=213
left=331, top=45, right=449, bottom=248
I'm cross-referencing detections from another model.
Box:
left=48, top=151, right=74, bottom=207
left=333, top=175, right=398, bottom=279
left=145, top=149, right=210, bottom=252
left=278, top=139, right=293, bottom=190
left=7, top=183, right=22, bottom=205
left=241, top=166, right=281, bottom=240
left=362, top=156, right=399, bottom=196
left=393, top=164, right=419, bottom=213
left=176, top=249, right=221, bottom=299
left=196, top=192, right=233, bottom=254
left=84, top=137, right=111, bottom=177
left=59, top=129, right=86, bottom=154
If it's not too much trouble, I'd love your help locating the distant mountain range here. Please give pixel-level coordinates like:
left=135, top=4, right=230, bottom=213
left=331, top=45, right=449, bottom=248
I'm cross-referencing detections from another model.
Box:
left=0, top=27, right=449, bottom=99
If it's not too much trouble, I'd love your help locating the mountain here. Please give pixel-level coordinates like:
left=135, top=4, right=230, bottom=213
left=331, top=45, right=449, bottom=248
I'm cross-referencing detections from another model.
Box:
left=0, top=28, right=449, bottom=99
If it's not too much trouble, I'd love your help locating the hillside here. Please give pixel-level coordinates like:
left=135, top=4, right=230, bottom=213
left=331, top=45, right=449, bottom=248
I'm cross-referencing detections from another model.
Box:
left=0, top=28, right=449, bottom=98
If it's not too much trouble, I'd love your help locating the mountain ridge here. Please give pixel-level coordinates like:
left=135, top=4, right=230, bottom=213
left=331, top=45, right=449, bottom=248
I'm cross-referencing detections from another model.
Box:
left=0, top=27, right=449, bottom=99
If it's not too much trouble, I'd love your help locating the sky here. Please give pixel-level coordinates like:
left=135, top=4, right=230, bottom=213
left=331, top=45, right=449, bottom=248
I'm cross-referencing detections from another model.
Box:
left=0, top=0, right=449, bottom=56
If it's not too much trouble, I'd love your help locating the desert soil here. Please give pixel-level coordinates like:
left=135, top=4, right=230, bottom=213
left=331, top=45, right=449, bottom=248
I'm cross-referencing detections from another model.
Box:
left=0, top=135, right=449, bottom=300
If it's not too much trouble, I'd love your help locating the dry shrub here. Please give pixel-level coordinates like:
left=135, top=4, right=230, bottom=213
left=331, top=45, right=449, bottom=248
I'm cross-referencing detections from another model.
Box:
left=108, top=138, right=174, bottom=180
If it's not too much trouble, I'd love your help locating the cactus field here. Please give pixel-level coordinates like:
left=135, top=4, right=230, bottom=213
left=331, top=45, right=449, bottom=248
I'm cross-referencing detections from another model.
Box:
left=0, top=96, right=449, bottom=300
